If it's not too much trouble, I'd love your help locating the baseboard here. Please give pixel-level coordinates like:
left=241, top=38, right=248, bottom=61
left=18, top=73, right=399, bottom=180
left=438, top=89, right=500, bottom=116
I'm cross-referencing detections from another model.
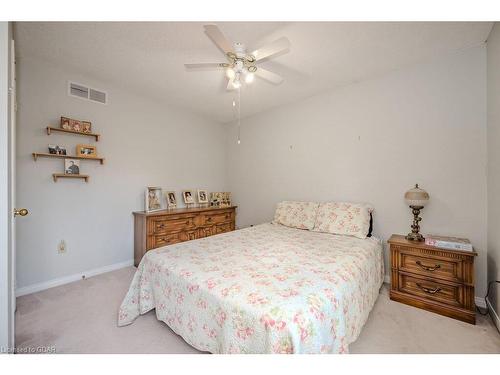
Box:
left=486, top=297, right=500, bottom=331
left=15, top=259, right=134, bottom=297
left=383, top=273, right=487, bottom=308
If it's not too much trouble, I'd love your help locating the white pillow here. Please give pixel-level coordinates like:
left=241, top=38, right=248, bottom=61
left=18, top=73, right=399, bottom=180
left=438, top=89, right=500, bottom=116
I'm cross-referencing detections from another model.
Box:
left=313, top=202, right=373, bottom=239
left=273, top=201, right=320, bottom=230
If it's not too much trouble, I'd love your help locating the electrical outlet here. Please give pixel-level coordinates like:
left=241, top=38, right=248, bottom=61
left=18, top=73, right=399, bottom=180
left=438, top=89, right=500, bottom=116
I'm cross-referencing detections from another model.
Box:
left=58, top=240, right=66, bottom=254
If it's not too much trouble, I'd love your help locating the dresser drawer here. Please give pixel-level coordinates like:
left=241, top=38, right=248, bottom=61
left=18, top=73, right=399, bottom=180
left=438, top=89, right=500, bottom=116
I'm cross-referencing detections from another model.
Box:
left=198, top=226, right=215, bottom=238
left=398, top=273, right=463, bottom=308
left=215, top=222, right=233, bottom=234
left=180, top=230, right=198, bottom=242
left=201, top=211, right=233, bottom=226
left=149, top=215, right=196, bottom=234
left=399, top=252, right=463, bottom=283
left=148, top=233, right=183, bottom=248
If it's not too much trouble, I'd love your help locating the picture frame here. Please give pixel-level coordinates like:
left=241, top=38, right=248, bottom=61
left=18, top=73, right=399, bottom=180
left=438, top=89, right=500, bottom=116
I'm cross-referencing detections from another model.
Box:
left=145, top=186, right=162, bottom=212
left=197, top=189, right=208, bottom=204
left=210, top=192, right=231, bottom=207
left=48, top=144, right=67, bottom=155
left=64, top=159, right=80, bottom=175
left=182, top=190, right=195, bottom=205
left=76, top=144, right=97, bottom=158
left=61, top=116, right=92, bottom=133
left=81, top=121, right=92, bottom=133
left=165, top=191, right=177, bottom=209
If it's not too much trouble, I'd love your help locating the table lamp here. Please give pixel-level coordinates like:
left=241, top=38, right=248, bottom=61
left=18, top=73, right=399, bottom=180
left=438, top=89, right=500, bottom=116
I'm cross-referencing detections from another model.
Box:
left=404, top=184, right=429, bottom=241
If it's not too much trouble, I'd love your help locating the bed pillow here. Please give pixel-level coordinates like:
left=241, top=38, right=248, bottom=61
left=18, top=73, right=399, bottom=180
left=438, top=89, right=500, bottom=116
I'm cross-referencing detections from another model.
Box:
left=273, top=201, right=320, bottom=230
left=313, top=202, right=374, bottom=239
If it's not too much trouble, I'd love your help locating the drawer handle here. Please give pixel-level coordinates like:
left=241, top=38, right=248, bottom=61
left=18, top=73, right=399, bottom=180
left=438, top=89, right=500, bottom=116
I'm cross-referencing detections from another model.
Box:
left=206, top=217, right=212, bottom=222
left=185, top=220, right=190, bottom=225
left=416, top=283, right=442, bottom=295
left=416, top=261, right=440, bottom=272
left=158, top=224, right=165, bottom=228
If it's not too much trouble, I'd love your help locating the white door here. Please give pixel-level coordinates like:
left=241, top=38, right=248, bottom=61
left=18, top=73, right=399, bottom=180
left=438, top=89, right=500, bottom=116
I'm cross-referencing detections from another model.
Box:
left=9, top=37, right=17, bottom=348
left=0, top=22, right=25, bottom=353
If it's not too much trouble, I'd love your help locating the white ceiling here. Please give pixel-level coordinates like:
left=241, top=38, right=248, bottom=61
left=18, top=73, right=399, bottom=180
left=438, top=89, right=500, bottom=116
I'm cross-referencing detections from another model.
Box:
left=14, top=22, right=493, bottom=123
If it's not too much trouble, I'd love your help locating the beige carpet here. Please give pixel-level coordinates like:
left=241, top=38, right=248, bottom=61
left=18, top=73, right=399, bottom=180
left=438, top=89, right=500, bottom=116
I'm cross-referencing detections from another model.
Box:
left=15, top=266, right=500, bottom=354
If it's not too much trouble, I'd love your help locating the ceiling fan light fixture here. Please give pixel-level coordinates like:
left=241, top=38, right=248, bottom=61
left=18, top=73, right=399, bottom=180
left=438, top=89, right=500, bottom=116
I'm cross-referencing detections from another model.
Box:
left=245, top=72, right=254, bottom=84
left=226, top=68, right=235, bottom=79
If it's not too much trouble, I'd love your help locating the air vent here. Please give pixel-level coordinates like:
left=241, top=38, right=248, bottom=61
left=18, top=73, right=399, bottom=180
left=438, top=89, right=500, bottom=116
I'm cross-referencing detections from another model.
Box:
left=68, top=81, right=107, bottom=105
left=89, top=88, right=106, bottom=104
left=69, top=82, right=88, bottom=99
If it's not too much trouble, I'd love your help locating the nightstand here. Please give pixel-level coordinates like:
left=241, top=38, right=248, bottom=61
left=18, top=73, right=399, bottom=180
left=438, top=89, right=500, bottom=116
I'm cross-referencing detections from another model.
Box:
left=388, top=234, right=477, bottom=324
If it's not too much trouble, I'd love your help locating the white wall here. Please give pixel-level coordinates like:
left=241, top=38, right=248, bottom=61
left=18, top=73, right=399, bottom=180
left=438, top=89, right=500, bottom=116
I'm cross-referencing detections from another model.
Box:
left=16, top=56, right=228, bottom=290
left=487, top=23, right=500, bottom=320
left=227, top=45, right=488, bottom=296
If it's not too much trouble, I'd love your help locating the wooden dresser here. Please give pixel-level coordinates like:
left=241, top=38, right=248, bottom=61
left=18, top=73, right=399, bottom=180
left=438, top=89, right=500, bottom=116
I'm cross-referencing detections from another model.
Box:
left=388, top=234, right=477, bottom=324
left=133, top=206, right=236, bottom=266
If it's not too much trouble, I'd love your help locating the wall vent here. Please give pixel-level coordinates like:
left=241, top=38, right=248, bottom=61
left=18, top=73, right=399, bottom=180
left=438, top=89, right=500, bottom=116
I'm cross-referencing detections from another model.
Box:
left=68, top=81, right=107, bottom=105
left=89, top=88, right=106, bottom=104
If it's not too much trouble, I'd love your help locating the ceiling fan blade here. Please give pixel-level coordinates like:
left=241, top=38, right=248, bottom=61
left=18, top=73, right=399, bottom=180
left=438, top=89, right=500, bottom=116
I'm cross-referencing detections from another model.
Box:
left=184, top=63, right=227, bottom=71
left=255, top=68, right=284, bottom=84
left=204, top=24, right=235, bottom=55
left=251, top=37, right=290, bottom=61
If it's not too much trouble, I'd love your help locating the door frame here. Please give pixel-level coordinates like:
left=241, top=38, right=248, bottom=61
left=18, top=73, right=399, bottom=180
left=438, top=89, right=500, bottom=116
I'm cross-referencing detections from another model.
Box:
left=0, top=21, right=14, bottom=353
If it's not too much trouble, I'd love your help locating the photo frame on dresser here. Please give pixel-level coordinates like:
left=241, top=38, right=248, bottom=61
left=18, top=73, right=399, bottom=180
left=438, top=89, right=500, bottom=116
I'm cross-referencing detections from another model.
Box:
left=145, top=186, right=162, bottom=212
left=182, top=190, right=195, bottom=205
left=197, top=189, right=208, bottom=204
left=165, top=191, right=177, bottom=209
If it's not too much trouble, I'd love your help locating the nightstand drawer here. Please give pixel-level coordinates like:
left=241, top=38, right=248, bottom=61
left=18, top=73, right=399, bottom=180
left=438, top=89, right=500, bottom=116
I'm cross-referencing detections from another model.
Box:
left=399, top=252, right=462, bottom=282
left=398, top=273, right=463, bottom=308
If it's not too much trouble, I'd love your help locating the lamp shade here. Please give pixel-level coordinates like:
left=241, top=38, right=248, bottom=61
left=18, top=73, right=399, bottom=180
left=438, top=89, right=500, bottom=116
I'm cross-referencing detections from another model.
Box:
left=404, top=184, right=429, bottom=207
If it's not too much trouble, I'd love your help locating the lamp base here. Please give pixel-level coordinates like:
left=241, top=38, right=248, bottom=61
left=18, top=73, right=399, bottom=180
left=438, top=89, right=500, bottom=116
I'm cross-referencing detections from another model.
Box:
left=407, top=205, right=425, bottom=241
left=406, top=232, right=425, bottom=241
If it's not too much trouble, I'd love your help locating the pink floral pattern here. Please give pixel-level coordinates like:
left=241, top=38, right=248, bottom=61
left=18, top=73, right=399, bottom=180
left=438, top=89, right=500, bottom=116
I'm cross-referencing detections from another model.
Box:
left=313, top=202, right=373, bottom=239
left=272, top=201, right=319, bottom=230
left=118, top=223, right=384, bottom=353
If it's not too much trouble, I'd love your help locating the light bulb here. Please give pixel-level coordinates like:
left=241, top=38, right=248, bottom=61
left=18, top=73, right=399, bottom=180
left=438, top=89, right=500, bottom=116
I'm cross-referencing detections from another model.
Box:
left=245, top=73, right=254, bottom=84
left=232, top=100, right=236, bottom=107
left=233, top=79, right=241, bottom=89
left=226, top=68, right=235, bottom=79
left=237, top=139, right=241, bottom=145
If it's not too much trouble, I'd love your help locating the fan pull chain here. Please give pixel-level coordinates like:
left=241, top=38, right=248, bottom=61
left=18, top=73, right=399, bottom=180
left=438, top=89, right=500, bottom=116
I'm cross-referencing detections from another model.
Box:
left=237, top=87, right=241, bottom=144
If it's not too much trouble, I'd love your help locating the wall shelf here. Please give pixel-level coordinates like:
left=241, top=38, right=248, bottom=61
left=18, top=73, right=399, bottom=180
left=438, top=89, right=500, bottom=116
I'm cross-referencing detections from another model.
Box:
left=47, top=126, right=100, bottom=141
left=52, top=173, right=89, bottom=183
left=32, top=153, right=105, bottom=165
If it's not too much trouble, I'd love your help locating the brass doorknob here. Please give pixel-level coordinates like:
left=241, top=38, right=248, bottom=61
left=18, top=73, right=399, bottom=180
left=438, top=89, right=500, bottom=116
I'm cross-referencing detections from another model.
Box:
left=14, top=208, right=28, bottom=217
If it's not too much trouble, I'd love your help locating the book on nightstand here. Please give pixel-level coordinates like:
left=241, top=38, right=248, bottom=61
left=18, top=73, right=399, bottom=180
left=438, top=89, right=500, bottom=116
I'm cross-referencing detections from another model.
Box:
left=425, top=235, right=473, bottom=252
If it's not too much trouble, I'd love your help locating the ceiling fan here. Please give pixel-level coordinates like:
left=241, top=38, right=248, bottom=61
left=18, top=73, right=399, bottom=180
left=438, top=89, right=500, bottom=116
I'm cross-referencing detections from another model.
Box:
left=185, top=24, right=290, bottom=90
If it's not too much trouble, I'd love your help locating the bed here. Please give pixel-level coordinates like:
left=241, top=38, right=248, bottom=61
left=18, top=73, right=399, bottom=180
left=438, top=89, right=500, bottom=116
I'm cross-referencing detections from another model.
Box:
left=118, top=222, right=384, bottom=353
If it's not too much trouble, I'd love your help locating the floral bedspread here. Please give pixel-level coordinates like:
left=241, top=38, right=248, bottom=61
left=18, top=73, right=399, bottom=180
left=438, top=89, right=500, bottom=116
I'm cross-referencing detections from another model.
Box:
left=118, top=223, right=384, bottom=353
